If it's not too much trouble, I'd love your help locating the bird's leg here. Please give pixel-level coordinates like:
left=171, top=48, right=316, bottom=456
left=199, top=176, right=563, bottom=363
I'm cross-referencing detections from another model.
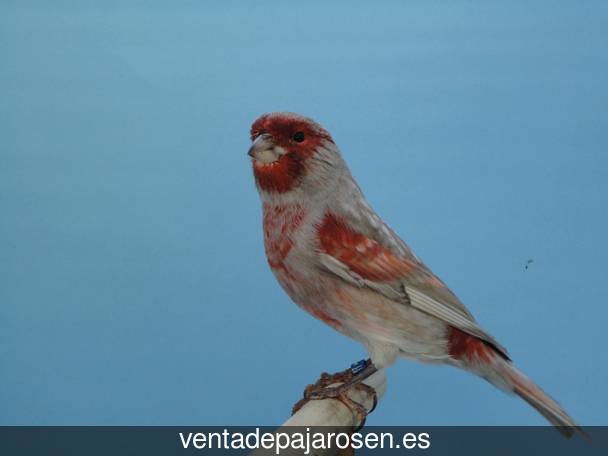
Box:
left=292, top=359, right=378, bottom=428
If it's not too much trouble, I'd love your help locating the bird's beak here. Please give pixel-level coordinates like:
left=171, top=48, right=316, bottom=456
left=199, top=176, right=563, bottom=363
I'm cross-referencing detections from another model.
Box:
left=248, top=133, right=281, bottom=164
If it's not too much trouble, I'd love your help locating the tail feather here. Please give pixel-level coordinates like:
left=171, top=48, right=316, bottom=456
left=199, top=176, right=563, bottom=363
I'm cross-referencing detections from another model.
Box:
left=497, top=360, right=586, bottom=438
left=448, top=327, right=585, bottom=438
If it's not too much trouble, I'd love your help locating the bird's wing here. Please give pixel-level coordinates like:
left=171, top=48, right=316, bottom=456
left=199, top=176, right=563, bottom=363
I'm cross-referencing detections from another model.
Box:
left=316, top=207, right=508, bottom=357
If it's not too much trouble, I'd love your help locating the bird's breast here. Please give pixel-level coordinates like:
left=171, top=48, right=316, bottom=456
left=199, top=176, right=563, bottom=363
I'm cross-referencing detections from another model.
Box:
left=261, top=202, right=347, bottom=331
left=262, top=202, right=307, bottom=276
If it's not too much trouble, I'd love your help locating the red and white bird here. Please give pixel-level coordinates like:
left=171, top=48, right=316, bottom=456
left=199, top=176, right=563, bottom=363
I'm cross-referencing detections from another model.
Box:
left=248, top=112, right=581, bottom=436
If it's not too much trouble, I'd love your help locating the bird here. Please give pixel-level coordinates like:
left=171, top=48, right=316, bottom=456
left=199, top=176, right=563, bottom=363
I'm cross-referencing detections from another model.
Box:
left=247, top=112, right=582, bottom=436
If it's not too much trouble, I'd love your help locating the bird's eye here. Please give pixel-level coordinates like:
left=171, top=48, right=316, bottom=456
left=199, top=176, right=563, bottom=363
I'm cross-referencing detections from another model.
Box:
left=292, top=131, right=305, bottom=143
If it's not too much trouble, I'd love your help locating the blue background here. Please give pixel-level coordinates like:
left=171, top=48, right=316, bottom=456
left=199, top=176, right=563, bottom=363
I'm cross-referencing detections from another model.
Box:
left=1, top=1, right=606, bottom=426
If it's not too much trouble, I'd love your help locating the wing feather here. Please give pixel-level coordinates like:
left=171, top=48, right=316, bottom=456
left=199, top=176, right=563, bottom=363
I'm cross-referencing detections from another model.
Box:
left=316, top=208, right=508, bottom=358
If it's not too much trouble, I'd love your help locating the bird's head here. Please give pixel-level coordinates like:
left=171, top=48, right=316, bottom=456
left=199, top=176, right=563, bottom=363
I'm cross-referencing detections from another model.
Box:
left=248, top=112, right=341, bottom=196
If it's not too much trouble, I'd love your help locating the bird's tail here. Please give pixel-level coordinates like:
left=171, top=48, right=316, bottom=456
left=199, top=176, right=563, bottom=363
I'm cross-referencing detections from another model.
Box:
left=493, top=359, right=585, bottom=438
left=449, top=328, right=585, bottom=438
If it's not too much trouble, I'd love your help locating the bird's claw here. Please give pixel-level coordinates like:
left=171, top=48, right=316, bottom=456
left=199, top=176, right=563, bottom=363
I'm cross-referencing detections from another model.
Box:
left=291, top=367, right=353, bottom=415
left=291, top=362, right=378, bottom=430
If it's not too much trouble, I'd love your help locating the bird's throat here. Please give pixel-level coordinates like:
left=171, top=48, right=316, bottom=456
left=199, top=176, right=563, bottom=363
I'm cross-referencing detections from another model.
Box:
left=253, top=153, right=305, bottom=194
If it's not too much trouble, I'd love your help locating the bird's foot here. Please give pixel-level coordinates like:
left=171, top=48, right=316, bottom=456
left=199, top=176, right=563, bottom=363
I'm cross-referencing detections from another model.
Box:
left=291, top=359, right=378, bottom=429
left=291, top=366, right=353, bottom=415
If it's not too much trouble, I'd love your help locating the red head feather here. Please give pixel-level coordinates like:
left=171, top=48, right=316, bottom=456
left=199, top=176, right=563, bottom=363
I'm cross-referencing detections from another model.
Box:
left=249, top=112, right=334, bottom=193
